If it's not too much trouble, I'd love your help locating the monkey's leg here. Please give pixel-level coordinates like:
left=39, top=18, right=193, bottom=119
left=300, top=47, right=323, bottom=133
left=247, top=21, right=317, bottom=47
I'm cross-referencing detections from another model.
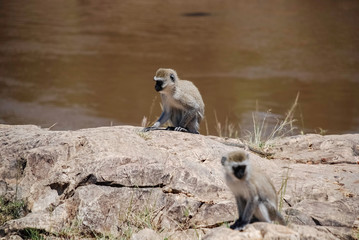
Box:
left=254, top=202, right=271, bottom=222
left=178, top=109, right=199, bottom=134
left=265, top=202, right=287, bottom=225
left=263, top=201, right=286, bottom=225
left=142, top=110, right=170, bottom=132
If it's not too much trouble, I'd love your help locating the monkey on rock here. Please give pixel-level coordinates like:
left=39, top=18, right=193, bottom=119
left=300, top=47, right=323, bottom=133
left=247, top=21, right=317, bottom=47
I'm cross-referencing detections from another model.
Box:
left=221, top=150, right=286, bottom=231
left=143, top=68, right=205, bottom=134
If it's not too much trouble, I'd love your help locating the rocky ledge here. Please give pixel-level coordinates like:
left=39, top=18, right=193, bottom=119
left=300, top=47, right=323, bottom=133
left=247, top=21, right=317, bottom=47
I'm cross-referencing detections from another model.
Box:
left=0, top=125, right=358, bottom=239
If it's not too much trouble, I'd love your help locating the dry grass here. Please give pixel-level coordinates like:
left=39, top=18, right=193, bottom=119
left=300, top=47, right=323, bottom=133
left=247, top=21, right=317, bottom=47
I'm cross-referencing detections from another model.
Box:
left=214, top=111, right=240, bottom=138
left=141, top=96, right=158, bottom=128
left=244, top=92, right=300, bottom=150
left=278, top=167, right=291, bottom=213
left=117, top=193, right=163, bottom=240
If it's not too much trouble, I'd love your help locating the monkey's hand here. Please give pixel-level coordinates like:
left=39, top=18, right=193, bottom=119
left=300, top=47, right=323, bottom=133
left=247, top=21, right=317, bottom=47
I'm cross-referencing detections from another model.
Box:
left=230, top=219, right=249, bottom=231
left=142, top=127, right=157, bottom=132
left=142, top=121, right=161, bottom=132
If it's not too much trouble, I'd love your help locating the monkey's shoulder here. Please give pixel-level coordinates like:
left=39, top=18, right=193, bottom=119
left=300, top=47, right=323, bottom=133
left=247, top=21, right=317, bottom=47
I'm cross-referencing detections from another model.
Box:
left=175, top=80, right=204, bottom=108
left=251, top=167, right=277, bottom=200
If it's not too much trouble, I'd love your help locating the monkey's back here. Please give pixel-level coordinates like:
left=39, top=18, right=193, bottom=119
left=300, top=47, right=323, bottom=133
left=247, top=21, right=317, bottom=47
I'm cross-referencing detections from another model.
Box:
left=176, top=79, right=205, bottom=117
left=252, top=166, right=278, bottom=206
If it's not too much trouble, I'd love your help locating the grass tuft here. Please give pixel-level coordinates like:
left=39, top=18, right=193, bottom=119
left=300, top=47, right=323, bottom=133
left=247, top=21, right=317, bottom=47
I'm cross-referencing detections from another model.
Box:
left=23, top=228, right=46, bottom=240
left=214, top=111, right=240, bottom=138
left=0, top=196, right=26, bottom=225
left=118, top=193, right=162, bottom=240
left=244, top=92, right=300, bottom=150
left=56, top=216, right=83, bottom=238
left=142, top=96, right=158, bottom=128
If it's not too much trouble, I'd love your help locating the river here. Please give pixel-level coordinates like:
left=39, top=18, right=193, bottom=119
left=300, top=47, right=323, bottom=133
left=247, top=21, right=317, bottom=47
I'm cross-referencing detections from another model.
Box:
left=1, top=0, right=358, bottom=137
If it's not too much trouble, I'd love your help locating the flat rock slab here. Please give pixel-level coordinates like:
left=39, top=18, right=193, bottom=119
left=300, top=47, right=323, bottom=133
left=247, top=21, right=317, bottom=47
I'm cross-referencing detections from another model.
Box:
left=0, top=125, right=358, bottom=239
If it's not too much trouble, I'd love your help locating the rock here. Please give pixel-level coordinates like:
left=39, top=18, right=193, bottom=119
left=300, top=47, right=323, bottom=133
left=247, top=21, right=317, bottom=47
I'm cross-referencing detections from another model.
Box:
left=204, top=223, right=298, bottom=240
left=0, top=124, right=358, bottom=239
left=131, top=228, right=161, bottom=240
left=267, top=134, right=359, bottom=164
left=204, top=223, right=355, bottom=240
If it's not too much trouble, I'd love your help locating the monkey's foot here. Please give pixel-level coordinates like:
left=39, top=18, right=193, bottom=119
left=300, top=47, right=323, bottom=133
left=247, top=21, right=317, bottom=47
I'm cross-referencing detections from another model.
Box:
left=230, top=220, right=248, bottom=231
left=174, top=127, right=188, bottom=132
left=165, top=126, right=188, bottom=132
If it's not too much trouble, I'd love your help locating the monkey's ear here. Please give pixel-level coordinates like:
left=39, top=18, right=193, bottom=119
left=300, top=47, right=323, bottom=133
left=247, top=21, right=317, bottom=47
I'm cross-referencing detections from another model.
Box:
left=170, top=73, right=175, bottom=82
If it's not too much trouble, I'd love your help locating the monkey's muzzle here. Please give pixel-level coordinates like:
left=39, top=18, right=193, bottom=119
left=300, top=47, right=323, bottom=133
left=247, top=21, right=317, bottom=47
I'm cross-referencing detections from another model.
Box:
left=233, top=165, right=246, bottom=179
left=155, top=80, right=163, bottom=92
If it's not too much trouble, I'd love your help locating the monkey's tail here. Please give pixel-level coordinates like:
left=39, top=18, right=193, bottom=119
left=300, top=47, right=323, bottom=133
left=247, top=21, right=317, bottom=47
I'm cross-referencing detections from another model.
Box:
left=275, top=211, right=287, bottom=226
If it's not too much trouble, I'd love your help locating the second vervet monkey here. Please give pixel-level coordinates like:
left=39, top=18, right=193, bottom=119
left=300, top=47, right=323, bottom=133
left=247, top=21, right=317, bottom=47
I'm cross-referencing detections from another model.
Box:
left=221, top=150, right=286, bottom=230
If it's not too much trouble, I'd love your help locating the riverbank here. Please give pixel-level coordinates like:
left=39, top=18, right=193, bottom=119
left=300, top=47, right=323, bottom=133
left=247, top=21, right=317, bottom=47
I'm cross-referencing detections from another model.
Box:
left=0, top=125, right=358, bottom=239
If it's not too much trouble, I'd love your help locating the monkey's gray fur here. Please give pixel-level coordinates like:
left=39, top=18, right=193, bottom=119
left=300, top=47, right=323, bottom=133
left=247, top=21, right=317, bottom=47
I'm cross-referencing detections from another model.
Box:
left=143, top=68, right=204, bottom=134
left=221, top=150, right=286, bottom=230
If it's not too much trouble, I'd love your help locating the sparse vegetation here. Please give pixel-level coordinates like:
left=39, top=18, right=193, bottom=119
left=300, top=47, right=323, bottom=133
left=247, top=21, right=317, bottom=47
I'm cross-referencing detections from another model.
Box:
left=137, top=131, right=152, bottom=140
left=23, top=228, right=45, bottom=240
left=56, top=216, right=83, bottom=239
left=214, top=111, right=240, bottom=138
left=244, top=93, right=299, bottom=150
left=212, top=93, right=299, bottom=150
left=117, top=193, right=162, bottom=240
left=0, top=195, right=26, bottom=225
left=278, top=168, right=291, bottom=214
left=141, top=96, right=159, bottom=128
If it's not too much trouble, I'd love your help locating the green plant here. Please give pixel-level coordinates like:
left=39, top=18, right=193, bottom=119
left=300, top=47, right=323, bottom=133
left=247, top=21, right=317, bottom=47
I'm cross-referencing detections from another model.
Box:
left=93, top=232, right=117, bottom=240
left=0, top=196, right=26, bottom=224
left=222, top=221, right=231, bottom=228
left=23, top=228, right=45, bottom=240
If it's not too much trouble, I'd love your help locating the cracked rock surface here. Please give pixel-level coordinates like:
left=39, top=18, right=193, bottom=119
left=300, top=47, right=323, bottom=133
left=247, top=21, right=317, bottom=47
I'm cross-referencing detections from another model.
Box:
left=0, top=125, right=358, bottom=239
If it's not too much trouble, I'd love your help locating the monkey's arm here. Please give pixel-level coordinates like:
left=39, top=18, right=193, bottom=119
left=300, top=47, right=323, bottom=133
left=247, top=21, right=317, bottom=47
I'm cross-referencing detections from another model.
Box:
left=230, top=196, right=245, bottom=230
left=231, top=196, right=258, bottom=231
left=142, top=110, right=171, bottom=132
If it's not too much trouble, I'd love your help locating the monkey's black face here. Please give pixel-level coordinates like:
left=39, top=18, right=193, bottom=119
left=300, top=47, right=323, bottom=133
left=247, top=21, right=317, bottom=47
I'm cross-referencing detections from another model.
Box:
left=155, top=80, right=164, bottom=92
left=233, top=165, right=246, bottom=179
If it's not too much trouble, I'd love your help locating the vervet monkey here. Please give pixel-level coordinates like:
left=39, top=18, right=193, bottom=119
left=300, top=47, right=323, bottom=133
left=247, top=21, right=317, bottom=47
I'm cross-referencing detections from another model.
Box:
left=221, top=151, right=286, bottom=230
left=143, top=68, right=204, bottom=134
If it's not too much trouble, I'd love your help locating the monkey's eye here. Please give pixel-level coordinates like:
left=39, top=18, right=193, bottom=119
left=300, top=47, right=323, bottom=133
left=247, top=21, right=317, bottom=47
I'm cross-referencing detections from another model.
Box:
left=170, top=74, right=175, bottom=82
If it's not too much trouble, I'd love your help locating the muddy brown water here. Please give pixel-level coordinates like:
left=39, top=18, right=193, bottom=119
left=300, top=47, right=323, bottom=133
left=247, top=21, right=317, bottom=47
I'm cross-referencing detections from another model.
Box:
left=1, top=0, right=359, bottom=136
